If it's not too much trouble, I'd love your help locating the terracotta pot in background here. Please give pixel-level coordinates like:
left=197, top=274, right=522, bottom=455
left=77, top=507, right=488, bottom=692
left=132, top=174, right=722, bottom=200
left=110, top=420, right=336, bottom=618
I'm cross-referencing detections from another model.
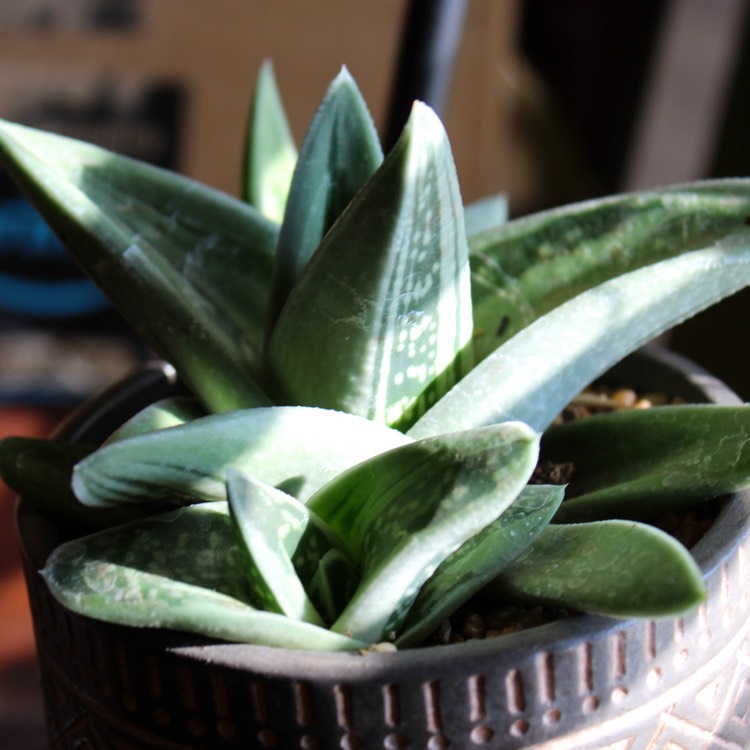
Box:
left=16, top=348, right=750, bottom=749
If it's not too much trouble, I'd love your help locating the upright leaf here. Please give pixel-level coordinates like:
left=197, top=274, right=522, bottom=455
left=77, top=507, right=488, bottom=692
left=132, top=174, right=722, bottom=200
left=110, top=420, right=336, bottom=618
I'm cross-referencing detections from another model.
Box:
left=226, top=470, right=325, bottom=625
left=470, top=181, right=750, bottom=361
left=410, top=237, right=750, bottom=438
left=267, top=67, right=383, bottom=331
left=306, top=421, right=539, bottom=643
left=243, top=60, right=297, bottom=222
left=0, top=119, right=278, bottom=412
left=267, top=102, right=474, bottom=430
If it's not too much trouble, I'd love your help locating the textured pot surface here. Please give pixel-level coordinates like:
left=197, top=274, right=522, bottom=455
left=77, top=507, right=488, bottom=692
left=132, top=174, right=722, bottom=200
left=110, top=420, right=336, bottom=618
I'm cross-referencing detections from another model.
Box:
left=17, top=347, right=750, bottom=749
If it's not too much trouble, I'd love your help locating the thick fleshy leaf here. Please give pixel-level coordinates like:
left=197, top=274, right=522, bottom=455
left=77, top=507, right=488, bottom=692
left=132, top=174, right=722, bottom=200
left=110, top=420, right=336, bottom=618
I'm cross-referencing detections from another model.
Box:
left=543, top=405, right=750, bottom=523
left=465, top=193, right=508, bottom=240
left=307, top=548, right=359, bottom=626
left=396, top=484, right=564, bottom=647
left=485, top=520, right=706, bottom=618
left=0, top=119, right=277, bottom=412
left=103, top=397, right=205, bottom=444
left=0, top=437, right=158, bottom=529
left=470, top=180, right=750, bottom=361
left=226, top=470, right=324, bottom=625
left=72, top=405, right=412, bottom=508
left=42, top=503, right=364, bottom=651
left=267, top=102, right=474, bottom=430
left=410, top=237, right=750, bottom=439
left=306, top=421, right=539, bottom=643
left=243, top=60, right=297, bottom=222
left=267, top=67, right=383, bottom=331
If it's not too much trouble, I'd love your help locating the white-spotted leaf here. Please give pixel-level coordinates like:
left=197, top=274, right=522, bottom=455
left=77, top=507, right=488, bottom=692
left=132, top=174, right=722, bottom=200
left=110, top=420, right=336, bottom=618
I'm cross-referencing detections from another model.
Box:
left=411, top=237, right=750, bottom=438
left=73, top=406, right=412, bottom=508
left=267, top=102, right=474, bottom=430
left=396, top=484, right=564, bottom=647
left=42, top=502, right=364, bottom=650
left=226, top=470, right=325, bottom=624
left=306, top=421, right=539, bottom=643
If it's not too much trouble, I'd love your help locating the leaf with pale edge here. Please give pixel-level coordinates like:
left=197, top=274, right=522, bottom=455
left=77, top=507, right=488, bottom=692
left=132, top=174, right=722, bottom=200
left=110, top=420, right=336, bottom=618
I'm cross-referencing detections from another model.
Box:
left=267, top=102, right=473, bottom=430
left=72, top=406, right=412, bottom=508
left=469, top=181, right=750, bottom=361
left=227, top=469, right=353, bottom=626
left=42, top=502, right=364, bottom=650
left=411, top=236, right=750, bottom=438
left=542, top=405, right=750, bottom=523
left=306, top=421, right=539, bottom=643
left=243, top=60, right=297, bottom=223
left=267, top=66, right=383, bottom=331
left=396, top=484, right=564, bottom=647
left=0, top=119, right=277, bottom=412
left=485, top=520, right=706, bottom=618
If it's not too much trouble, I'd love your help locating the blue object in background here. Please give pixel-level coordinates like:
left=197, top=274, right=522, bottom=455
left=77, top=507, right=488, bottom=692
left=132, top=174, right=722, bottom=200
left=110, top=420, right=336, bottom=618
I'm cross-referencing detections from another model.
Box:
left=0, top=197, right=110, bottom=318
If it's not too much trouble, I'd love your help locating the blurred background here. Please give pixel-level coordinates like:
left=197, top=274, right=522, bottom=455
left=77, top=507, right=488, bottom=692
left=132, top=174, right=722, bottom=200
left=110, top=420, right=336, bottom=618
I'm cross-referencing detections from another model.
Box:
left=0, top=1, right=748, bottom=745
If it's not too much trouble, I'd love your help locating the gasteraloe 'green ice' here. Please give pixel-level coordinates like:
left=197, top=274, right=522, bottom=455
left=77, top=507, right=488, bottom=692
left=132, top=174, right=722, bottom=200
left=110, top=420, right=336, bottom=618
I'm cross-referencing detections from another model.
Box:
left=1, top=63, right=750, bottom=652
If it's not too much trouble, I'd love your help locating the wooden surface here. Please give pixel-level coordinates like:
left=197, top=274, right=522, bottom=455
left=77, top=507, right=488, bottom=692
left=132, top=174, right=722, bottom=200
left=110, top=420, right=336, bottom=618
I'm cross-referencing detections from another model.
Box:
left=0, top=407, right=67, bottom=750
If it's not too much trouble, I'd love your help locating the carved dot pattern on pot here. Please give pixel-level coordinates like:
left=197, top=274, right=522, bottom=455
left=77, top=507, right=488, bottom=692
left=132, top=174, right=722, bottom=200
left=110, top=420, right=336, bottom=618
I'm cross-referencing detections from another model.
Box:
left=383, top=732, right=408, bottom=750
left=470, top=723, right=494, bottom=743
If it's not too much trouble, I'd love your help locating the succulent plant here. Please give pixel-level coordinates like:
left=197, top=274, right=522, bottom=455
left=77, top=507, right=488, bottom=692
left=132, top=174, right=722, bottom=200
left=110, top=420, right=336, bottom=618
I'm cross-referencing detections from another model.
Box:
left=3, top=63, right=750, bottom=651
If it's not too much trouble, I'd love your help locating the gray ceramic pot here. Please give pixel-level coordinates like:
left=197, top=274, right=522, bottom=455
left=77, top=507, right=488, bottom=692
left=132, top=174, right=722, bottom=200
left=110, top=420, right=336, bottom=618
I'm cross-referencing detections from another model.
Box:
left=17, top=346, right=750, bottom=749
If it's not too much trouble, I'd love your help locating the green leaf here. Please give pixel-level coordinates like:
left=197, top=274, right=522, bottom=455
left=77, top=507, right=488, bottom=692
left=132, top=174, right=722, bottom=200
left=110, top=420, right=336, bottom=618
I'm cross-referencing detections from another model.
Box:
left=103, top=397, right=206, bottom=444
left=411, top=236, right=750, bottom=439
left=307, top=548, right=359, bottom=626
left=243, top=60, right=297, bottom=222
left=465, top=192, right=508, bottom=240
left=267, top=102, right=474, bottom=430
left=72, top=405, right=412, bottom=508
left=485, top=520, right=706, bottom=618
left=470, top=181, right=750, bottom=362
left=267, top=67, right=383, bottom=331
left=543, top=405, right=750, bottom=523
left=42, top=502, right=364, bottom=651
left=0, top=437, right=162, bottom=529
left=0, top=119, right=277, bottom=412
left=306, top=421, right=539, bottom=643
left=226, top=470, right=325, bottom=625
left=396, top=484, right=564, bottom=647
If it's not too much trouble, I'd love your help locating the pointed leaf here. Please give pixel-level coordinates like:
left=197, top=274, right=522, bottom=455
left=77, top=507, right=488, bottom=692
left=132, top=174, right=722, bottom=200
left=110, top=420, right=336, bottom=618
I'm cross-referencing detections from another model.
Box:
left=0, top=437, right=157, bottom=529
left=72, top=405, right=412, bottom=508
left=267, top=67, right=383, bottom=329
left=543, top=405, right=750, bottom=523
left=226, top=470, right=324, bottom=625
left=243, top=60, right=297, bottom=222
left=470, top=180, right=750, bottom=361
left=307, top=548, right=359, bottom=626
left=0, top=119, right=277, bottom=411
left=396, top=484, right=564, bottom=647
left=42, top=503, right=364, bottom=650
left=465, top=192, right=508, bottom=240
left=306, top=421, right=539, bottom=643
left=485, top=520, right=706, bottom=618
left=411, top=237, right=750, bottom=438
left=267, top=102, right=474, bottom=429
left=103, top=397, right=205, bottom=444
